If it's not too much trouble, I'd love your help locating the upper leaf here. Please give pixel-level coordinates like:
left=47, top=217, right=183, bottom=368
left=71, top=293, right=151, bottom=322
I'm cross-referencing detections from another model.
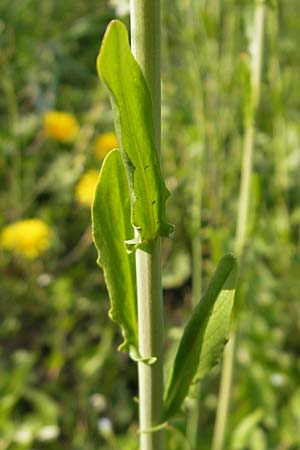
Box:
left=163, top=254, right=237, bottom=419
left=97, top=20, right=172, bottom=247
left=92, top=149, right=138, bottom=355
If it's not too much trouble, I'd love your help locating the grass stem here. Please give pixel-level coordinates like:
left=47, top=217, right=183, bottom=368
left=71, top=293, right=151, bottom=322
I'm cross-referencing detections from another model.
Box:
left=211, top=3, right=265, bottom=450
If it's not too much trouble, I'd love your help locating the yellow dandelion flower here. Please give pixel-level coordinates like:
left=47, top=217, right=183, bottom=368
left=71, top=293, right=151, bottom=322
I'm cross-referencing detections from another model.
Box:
left=43, top=111, right=79, bottom=142
left=75, top=169, right=99, bottom=207
left=0, top=219, right=52, bottom=259
left=94, top=132, right=118, bottom=160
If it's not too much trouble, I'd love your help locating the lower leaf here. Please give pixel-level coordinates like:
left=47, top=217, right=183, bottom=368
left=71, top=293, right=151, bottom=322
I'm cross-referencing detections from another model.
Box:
left=92, top=149, right=138, bottom=354
left=163, top=254, right=237, bottom=419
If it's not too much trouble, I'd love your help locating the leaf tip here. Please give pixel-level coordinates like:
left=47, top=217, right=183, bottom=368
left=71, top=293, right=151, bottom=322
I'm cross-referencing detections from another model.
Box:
left=97, top=19, right=128, bottom=79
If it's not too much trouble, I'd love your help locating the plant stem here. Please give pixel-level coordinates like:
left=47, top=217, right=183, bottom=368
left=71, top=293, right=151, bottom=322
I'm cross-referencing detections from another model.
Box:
left=187, top=79, right=204, bottom=450
left=211, top=3, right=265, bottom=450
left=186, top=387, right=201, bottom=450
left=211, top=332, right=236, bottom=450
left=183, top=0, right=206, bottom=444
left=131, top=0, right=161, bottom=149
left=130, top=2, right=165, bottom=449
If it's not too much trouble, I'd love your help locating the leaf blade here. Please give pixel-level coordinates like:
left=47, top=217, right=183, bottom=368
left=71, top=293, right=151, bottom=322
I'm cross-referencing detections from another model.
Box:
left=163, top=254, right=237, bottom=419
left=92, top=149, right=138, bottom=354
left=97, top=20, right=172, bottom=245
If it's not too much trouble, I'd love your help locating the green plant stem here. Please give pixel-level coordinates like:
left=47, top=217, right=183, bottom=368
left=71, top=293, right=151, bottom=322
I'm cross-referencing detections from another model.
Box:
left=130, top=2, right=165, bottom=449
left=186, top=387, right=201, bottom=449
left=131, top=0, right=161, bottom=148
left=187, top=97, right=204, bottom=450
left=211, top=3, right=265, bottom=450
left=235, top=122, right=256, bottom=252
left=211, top=124, right=255, bottom=450
left=184, top=1, right=205, bottom=444
left=211, top=332, right=236, bottom=450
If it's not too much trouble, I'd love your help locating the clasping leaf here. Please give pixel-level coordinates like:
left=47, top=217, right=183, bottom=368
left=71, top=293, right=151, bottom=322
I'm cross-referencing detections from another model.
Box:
left=97, top=20, right=172, bottom=247
left=92, top=149, right=138, bottom=356
left=163, top=254, right=237, bottom=419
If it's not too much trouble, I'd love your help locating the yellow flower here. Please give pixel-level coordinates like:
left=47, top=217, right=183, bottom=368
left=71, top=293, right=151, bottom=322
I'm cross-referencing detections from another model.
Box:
left=94, top=132, right=118, bottom=160
left=0, top=219, right=52, bottom=259
left=43, top=111, right=79, bottom=142
left=75, top=169, right=99, bottom=207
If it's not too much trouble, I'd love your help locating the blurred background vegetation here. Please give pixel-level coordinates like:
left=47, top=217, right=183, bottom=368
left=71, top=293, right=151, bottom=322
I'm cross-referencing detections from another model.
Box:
left=1, top=0, right=300, bottom=449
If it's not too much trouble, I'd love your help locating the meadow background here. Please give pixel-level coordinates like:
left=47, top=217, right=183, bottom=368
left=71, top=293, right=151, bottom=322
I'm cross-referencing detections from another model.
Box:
left=1, top=0, right=300, bottom=449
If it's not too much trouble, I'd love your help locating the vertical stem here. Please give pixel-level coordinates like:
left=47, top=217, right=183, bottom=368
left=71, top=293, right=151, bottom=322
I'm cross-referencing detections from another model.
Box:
left=136, top=243, right=165, bottom=450
left=186, top=209, right=203, bottom=448
left=131, top=0, right=161, bottom=150
left=187, top=104, right=204, bottom=450
left=130, top=2, right=165, bottom=450
left=211, top=333, right=236, bottom=450
left=211, top=3, right=265, bottom=450
left=184, top=1, right=205, bottom=445
left=235, top=125, right=255, bottom=255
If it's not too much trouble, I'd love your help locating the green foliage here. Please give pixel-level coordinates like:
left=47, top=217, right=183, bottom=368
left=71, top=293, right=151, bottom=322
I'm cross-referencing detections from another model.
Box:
left=164, top=255, right=237, bottom=419
left=92, top=149, right=138, bottom=355
left=97, top=20, right=172, bottom=248
left=1, top=0, right=300, bottom=448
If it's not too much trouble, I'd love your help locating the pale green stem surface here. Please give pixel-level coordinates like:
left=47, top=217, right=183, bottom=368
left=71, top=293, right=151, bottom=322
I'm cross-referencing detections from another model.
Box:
left=211, top=3, right=265, bottom=450
left=185, top=2, right=205, bottom=444
left=187, top=115, right=204, bottom=450
left=130, top=1, right=165, bottom=449
left=211, top=332, right=236, bottom=450
left=235, top=125, right=255, bottom=256
left=130, top=0, right=161, bottom=148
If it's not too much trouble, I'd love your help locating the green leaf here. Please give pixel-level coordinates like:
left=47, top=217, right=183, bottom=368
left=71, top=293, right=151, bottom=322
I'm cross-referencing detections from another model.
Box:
left=92, top=149, right=138, bottom=355
left=163, top=254, right=237, bottom=419
left=97, top=20, right=172, bottom=247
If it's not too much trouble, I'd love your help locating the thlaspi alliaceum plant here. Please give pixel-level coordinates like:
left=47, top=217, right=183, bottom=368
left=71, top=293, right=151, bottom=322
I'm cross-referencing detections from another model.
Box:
left=92, top=6, right=237, bottom=450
